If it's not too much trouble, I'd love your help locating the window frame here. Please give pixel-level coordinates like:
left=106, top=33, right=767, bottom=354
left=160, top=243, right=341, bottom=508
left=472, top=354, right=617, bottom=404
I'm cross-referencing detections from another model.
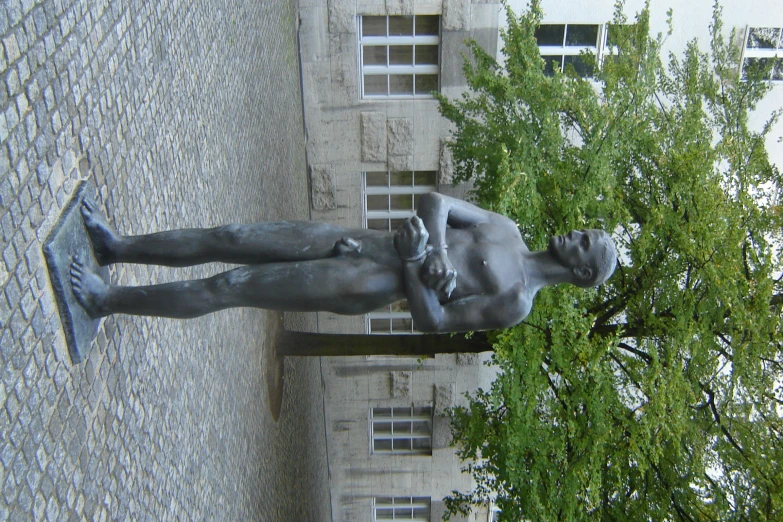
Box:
left=535, top=23, right=605, bottom=78
left=533, top=23, right=639, bottom=78
left=368, top=309, right=416, bottom=335
left=370, top=405, right=433, bottom=455
left=358, top=15, right=441, bottom=99
left=363, top=170, right=437, bottom=232
left=373, top=496, right=432, bottom=522
left=741, top=26, right=783, bottom=82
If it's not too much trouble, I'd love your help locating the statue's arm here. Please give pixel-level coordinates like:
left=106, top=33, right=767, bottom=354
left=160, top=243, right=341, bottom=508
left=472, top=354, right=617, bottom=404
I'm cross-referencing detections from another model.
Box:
left=404, top=270, right=528, bottom=333
left=415, top=193, right=520, bottom=297
left=415, top=192, right=521, bottom=247
left=395, top=216, right=528, bottom=333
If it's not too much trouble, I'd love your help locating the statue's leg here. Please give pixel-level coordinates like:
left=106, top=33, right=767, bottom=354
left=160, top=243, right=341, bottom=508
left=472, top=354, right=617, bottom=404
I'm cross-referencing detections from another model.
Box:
left=81, top=199, right=358, bottom=267
left=70, top=255, right=403, bottom=319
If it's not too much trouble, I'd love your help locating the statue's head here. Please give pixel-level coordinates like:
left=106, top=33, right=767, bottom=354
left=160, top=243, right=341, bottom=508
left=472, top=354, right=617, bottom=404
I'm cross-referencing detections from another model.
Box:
left=549, top=229, right=618, bottom=288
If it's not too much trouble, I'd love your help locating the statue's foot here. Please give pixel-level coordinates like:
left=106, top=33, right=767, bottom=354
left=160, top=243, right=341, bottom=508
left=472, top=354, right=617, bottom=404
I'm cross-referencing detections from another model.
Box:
left=70, top=257, right=110, bottom=318
left=81, top=197, right=121, bottom=266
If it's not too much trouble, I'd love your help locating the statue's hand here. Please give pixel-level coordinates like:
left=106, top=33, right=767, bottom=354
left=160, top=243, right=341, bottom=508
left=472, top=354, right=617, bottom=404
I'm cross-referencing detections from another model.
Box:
left=334, top=237, right=362, bottom=256
left=421, top=248, right=457, bottom=297
left=394, top=216, right=429, bottom=262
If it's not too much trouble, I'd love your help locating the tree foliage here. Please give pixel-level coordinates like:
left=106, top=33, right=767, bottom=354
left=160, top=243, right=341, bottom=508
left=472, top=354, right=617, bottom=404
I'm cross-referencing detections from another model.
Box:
left=437, top=1, right=783, bottom=520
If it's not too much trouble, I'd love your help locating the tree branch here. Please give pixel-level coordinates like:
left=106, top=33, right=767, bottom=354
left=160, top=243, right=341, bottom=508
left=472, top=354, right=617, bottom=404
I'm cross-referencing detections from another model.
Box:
left=609, top=352, right=650, bottom=401
left=617, top=342, right=653, bottom=364
left=590, top=323, right=643, bottom=338
left=699, top=383, right=766, bottom=482
left=540, top=364, right=569, bottom=413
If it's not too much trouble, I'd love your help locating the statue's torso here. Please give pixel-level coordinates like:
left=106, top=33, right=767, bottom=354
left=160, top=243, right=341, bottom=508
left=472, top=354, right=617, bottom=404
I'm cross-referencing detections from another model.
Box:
left=345, top=223, right=533, bottom=319
left=444, top=223, right=530, bottom=304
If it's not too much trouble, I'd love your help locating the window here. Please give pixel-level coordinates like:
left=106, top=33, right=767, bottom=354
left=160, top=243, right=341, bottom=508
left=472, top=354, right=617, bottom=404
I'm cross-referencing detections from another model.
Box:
left=364, top=170, right=437, bottom=231
left=364, top=171, right=437, bottom=334
left=371, top=406, right=433, bottom=454
left=533, top=23, right=633, bottom=78
left=742, top=27, right=783, bottom=81
left=374, top=496, right=431, bottom=521
left=535, top=24, right=601, bottom=77
left=359, top=15, right=440, bottom=98
left=368, top=301, right=415, bottom=335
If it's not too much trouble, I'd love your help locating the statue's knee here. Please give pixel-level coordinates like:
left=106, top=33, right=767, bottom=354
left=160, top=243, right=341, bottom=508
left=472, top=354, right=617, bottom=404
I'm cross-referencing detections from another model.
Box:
left=224, top=269, right=250, bottom=287
left=203, top=271, right=249, bottom=307
left=213, top=224, right=244, bottom=245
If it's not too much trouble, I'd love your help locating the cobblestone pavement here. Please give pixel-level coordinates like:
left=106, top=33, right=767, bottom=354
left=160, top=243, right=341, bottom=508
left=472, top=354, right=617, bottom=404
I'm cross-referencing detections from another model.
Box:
left=0, top=0, right=332, bottom=520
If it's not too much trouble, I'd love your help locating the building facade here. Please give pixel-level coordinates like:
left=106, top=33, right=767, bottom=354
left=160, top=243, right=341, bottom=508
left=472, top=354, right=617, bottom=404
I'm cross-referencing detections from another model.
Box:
left=296, top=1, right=782, bottom=521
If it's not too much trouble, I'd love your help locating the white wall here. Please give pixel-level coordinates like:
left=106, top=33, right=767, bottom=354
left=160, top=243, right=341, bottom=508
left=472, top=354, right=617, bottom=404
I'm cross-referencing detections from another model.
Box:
left=503, top=0, right=783, bottom=167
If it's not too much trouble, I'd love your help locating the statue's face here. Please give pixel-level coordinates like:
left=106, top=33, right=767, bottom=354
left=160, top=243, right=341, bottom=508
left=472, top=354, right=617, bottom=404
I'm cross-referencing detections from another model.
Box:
left=549, top=229, right=606, bottom=281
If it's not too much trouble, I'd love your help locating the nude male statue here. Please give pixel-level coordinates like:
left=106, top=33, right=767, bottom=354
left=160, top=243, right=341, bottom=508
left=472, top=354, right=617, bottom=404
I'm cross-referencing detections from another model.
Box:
left=70, top=193, right=617, bottom=333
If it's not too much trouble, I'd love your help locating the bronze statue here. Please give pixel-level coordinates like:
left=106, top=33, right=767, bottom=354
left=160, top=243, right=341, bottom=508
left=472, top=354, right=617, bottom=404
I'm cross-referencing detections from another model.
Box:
left=70, top=193, right=617, bottom=333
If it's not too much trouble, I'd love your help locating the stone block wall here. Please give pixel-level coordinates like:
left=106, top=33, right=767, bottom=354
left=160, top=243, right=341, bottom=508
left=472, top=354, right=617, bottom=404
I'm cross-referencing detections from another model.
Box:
left=320, top=352, right=497, bottom=522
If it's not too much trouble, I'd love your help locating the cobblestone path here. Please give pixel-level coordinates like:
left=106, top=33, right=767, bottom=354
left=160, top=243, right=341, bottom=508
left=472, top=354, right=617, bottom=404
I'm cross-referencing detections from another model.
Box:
left=0, top=0, right=331, bottom=520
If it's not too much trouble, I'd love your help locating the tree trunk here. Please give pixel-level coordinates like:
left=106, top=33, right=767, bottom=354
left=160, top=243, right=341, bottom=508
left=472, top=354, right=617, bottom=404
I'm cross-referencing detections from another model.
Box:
left=277, top=331, right=493, bottom=356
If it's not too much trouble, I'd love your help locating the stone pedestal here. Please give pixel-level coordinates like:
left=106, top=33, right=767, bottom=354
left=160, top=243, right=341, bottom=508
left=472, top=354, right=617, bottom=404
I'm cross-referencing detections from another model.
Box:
left=43, top=181, right=108, bottom=364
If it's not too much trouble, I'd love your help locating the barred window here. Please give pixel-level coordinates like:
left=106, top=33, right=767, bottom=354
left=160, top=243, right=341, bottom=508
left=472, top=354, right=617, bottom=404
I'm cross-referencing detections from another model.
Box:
left=364, top=170, right=436, bottom=232
left=374, top=496, right=431, bottom=521
left=371, top=406, right=433, bottom=455
left=359, top=15, right=440, bottom=98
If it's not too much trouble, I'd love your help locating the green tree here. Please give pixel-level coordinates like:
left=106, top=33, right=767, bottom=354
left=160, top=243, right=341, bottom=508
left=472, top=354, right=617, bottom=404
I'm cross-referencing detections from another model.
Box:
left=436, top=1, right=783, bottom=520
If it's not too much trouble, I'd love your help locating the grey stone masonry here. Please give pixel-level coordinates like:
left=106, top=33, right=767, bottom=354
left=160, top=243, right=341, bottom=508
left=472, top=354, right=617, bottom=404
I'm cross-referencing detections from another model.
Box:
left=310, top=164, right=337, bottom=211
left=390, top=371, right=411, bottom=398
left=360, top=111, right=386, bottom=163
left=0, top=1, right=331, bottom=521
left=433, top=383, right=456, bottom=449
left=386, top=117, right=413, bottom=172
left=439, top=138, right=455, bottom=185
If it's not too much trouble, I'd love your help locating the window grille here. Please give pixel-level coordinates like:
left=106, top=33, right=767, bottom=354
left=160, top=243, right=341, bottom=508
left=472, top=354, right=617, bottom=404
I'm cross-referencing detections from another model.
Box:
left=371, top=406, right=433, bottom=455
left=742, top=27, right=783, bottom=81
left=359, top=15, right=440, bottom=98
left=535, top=23, right=601, bottom=77
left=374, top=496, right=432, bottom=521
left=364, top=170, right=437, bottom=232
left=533, top=23, right=637, bottom=77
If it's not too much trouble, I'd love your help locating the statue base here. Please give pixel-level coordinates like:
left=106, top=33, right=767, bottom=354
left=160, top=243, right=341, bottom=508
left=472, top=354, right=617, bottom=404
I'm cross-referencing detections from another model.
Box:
left=43, top=181, right=109, bottom=364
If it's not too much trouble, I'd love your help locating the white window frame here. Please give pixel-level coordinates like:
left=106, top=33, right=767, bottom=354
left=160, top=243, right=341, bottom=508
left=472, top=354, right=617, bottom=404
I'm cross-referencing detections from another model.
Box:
left=359, top=15, right=441, bottom=98
left=368, top=310, right=416, bottom=335
left=534, top=23, right=639, bottom=78
left=536, top=23, right=605, bottom=78
left=373, top=496, right=432, bottom=521
left=363, top=171, right=437, bottom=335
left=741, top=26, right=783, bottom=82
left=364, top=171, right=437, bottom=230
left=370, top=406, right=433, bottom=455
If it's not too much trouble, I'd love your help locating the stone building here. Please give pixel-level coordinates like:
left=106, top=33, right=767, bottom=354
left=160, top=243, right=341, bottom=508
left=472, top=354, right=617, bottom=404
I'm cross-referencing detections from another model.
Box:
left=295, top=0, right=782, bottom=520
